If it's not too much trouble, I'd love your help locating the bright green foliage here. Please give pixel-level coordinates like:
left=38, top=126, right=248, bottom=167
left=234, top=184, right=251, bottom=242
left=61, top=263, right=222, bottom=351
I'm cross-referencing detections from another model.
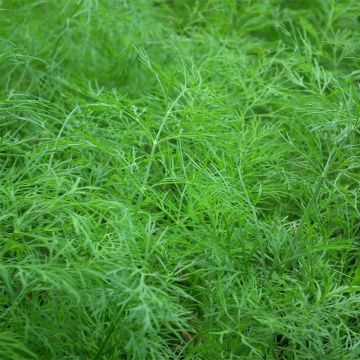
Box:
left=1, top=0, right=360, bottom=359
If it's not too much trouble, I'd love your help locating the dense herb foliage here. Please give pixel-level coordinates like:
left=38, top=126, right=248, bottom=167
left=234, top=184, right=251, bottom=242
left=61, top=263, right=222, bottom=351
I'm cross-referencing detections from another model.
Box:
left=1, top=1, right=360, bottom=358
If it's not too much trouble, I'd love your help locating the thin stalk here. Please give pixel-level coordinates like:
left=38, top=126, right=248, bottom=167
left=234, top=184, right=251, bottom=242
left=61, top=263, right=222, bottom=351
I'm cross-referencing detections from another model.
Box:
left=136, top=87, right=186, bottom=210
